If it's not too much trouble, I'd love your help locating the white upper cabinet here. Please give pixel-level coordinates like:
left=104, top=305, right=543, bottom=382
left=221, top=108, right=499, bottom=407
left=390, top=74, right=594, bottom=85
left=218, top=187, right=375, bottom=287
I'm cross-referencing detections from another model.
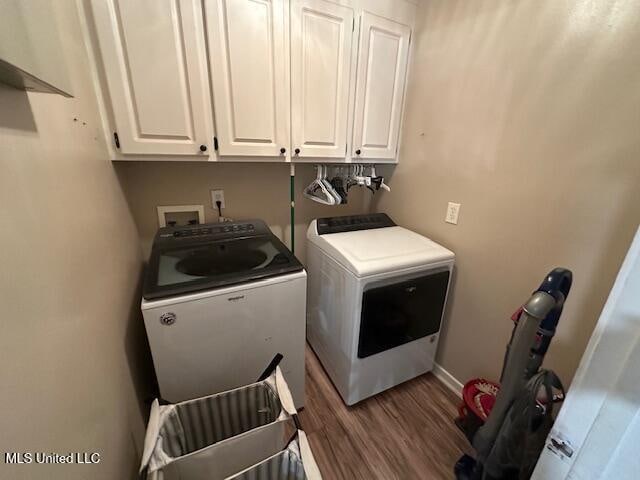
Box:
left=88, top=0, right=415, bottom=161
left=205, top=0, right=289, bottom=158
left=352, top=12, right=411, bottom=160
left=91, top=0, right=212, bottom=156
left=290, top=0, right=355, bottom=159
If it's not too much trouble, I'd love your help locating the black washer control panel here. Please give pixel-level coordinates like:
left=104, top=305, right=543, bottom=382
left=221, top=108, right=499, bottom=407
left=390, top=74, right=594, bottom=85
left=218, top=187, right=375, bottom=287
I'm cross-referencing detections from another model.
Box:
left=155, top=220, right=268, bottom=245
left=172, top=223, right=255, bottom=238
left=316, top=213, right=396, bottom=235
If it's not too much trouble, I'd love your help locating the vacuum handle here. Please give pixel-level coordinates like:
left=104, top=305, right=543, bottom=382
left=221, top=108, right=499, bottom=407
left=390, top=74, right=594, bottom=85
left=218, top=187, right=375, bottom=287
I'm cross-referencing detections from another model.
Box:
left=537, top=268, right=572, bottom=301
left=474, top=291, right=557, bottom=459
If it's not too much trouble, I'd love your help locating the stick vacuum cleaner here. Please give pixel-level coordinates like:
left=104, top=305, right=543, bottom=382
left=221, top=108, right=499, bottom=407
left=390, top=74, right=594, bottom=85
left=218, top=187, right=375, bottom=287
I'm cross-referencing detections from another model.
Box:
left=455, top=268, right=572, bottom=480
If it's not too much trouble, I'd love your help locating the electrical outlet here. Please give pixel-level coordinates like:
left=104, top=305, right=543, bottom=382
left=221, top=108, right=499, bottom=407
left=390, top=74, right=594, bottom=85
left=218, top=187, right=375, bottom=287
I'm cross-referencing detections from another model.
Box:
left=445, top=202, right=461, bottom=224
left=211, top=189, right=225, bottom=209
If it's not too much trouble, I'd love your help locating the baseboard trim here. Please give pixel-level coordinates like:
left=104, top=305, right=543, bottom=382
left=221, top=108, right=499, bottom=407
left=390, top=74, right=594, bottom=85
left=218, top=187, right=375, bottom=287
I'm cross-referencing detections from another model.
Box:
left=432, top=363, right=463, bottom=397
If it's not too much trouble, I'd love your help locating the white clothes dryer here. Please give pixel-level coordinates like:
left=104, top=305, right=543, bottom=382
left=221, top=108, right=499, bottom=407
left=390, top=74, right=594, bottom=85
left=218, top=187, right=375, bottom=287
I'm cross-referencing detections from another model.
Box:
left=306, top=213, right=454, bottom=405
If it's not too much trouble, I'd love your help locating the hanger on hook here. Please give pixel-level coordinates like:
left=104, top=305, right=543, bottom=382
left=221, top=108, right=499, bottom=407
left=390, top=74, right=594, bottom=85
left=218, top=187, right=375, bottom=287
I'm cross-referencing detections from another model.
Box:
left=303, top=165, right=335, bottom=205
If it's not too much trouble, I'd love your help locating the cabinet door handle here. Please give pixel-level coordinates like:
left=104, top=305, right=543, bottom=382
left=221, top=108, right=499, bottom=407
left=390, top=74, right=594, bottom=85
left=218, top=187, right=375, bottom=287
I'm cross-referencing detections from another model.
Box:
left=355, top=149, right=361, bottom=155
left=199, top=144, right=207, bottom=152
left=294, top=148, right=300, bottom=155
left=280, top=147, right=286, bottom=154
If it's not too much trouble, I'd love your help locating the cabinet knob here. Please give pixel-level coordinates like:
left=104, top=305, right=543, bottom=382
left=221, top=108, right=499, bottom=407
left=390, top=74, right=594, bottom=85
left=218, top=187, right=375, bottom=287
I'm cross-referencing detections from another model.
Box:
left=199, top=144, right=207, bottom=152
left=280, top=147, right=286, bottom=154
left=294, top=148, right=300, bottom=155
left=355, top=149, right=361, bottom=155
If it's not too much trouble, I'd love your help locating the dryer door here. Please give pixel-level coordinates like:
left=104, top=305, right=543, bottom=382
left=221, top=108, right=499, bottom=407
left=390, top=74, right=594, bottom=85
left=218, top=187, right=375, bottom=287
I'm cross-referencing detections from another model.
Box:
left=358, top=269, right=450, bottom=359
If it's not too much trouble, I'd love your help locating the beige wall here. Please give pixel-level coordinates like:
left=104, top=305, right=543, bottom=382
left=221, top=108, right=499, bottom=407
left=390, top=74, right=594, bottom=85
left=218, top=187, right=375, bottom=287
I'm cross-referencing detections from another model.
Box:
left=115, top=162, right=371, bottom=264
left=374, top=0, right=640, bottom=386
left=5, top=0, right=637, bottom=477
left=0, top=3, right=151, bottom=480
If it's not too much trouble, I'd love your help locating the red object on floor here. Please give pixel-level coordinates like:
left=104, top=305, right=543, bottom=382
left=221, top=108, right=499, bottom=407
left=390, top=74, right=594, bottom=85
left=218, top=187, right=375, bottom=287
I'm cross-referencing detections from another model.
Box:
left=458, top=378, right=501, bottom=422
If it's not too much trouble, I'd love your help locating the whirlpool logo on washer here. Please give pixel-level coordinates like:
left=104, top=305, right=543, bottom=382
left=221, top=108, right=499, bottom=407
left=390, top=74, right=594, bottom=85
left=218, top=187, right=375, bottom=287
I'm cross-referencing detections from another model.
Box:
left=159, top=312, right=177, bottom=326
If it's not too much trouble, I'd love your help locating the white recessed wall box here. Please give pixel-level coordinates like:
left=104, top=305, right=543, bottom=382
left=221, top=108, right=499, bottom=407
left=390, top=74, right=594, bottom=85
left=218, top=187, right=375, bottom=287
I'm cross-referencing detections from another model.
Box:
left=157, top=205, right=205, bottom=228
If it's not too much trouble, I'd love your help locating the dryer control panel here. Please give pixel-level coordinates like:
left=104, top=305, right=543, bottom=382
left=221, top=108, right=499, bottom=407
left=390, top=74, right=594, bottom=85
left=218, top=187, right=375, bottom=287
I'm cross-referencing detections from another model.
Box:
left=317, top=213, right=396, bottom=235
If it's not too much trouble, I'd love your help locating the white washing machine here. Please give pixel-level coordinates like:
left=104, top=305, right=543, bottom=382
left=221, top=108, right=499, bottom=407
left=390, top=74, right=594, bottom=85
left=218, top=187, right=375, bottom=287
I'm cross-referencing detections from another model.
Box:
left=141, top=220, right=306, bottom=407
left=306, top=213, right=455, bottom=405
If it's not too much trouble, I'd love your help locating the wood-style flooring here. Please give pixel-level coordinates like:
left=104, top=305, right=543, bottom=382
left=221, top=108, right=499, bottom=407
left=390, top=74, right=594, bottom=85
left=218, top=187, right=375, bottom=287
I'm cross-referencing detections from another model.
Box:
left=299, top=345, right=470, bottom=479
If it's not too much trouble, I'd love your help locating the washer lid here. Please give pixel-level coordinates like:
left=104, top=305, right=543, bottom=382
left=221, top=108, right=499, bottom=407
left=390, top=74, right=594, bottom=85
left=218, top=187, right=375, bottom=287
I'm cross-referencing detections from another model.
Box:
left=143, top=219, right=303, bottom=300
left=308, top=222, right=454, bottom=277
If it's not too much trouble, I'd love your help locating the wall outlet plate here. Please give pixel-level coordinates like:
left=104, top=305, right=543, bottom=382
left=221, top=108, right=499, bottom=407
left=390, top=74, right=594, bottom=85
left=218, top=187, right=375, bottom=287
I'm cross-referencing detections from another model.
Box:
left=211, top=189, right=225, bottom=209
left=445, top=202, right=461, bottom=224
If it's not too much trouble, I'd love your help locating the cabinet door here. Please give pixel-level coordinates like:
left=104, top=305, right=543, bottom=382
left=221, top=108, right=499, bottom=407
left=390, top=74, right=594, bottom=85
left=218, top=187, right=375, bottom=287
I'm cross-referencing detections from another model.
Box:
left=290, top=0, right=354, bottom=159
left=91, top=0, right=212, bottom=156
left=352, top=12, right=411, bottom=160
left=205, top=0, right=289, bottom=157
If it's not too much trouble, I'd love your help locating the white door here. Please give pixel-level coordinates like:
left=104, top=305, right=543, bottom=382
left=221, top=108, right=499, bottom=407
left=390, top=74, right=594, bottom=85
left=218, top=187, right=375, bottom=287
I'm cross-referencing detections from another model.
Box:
left=290, top=0, right=355, bottom=159
left=352, top=12, right=410, bottom=160
left=205, top=0, right=289, bottom=158
left=533, top=227, right=640, bottom=480
left=91, top=0, right=212, bottom=156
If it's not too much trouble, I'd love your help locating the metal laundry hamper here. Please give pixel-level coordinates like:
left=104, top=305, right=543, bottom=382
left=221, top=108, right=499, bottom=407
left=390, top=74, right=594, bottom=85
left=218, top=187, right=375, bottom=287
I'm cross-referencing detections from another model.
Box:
left=138, top=355, right=319, bottom=480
